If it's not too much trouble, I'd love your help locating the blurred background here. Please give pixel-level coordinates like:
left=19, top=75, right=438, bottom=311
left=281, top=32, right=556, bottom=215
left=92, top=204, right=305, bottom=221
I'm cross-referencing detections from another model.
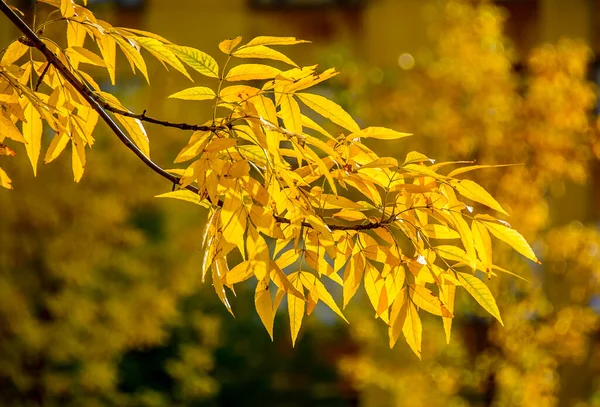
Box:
left=1, top=0, right=600, bottom=406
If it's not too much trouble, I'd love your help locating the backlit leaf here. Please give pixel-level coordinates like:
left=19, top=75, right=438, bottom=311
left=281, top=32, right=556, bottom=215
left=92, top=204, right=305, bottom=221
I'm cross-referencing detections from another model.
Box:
left=457, top=272, right=503, bottom=325
left=225, top=64, right=282, bottom=82
left=255, top=277, right=274, bottom=340
left=155, top=190, right=210, bottom=208
left=402, top=301, right=422, bottom=359
left=167, top=44, right=219, bottom=78
left=296, top=93, right=360, bottom=133
left=476, top=215, right=541, bottom=264
left=243, top=36, right=310, bottom=48
left=233, top=45, right=297, bottom=67
left=451, top=179, right=508, bottom=216
left=219, top=36, right=243, bottom=54
left=168, top=86, right=216, bottom=101
left=22, top=103, right=42, bottom=176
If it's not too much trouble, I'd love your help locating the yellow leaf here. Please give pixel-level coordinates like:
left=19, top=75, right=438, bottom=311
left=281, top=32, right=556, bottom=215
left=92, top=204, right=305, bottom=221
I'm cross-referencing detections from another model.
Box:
left=442, top=284, right=456, bottom=344
left=296, top=93, right=360, bottom=133
left=409, top=284, right=452, bottom=317
left=168, top=86, right=216, bottom=101
left=421, top=224, right=460, bottom=239
left=222, top=260, right=255, bottom=284
left=155, top=190, right=210, bottom=208
left=355, top=126, right=412, bottom=140
left=225, top=64, right=282, bottom=82
left=205, top=137, right=237, bottom=152
left=476, top=216, right=540, bottom=264
left=451, top=179, right=508, bottom=216
left=255, top=277, right=274, bottom=340
left=389, top=287, right=408, bottom=348
left=242, top=36, right=310, bottom=48
left=402, top=301, right=422, bottom=359
left=174, top=130, right=210, bottom=163
left=22, top=103, right=42, bottom=176
left=213, top=258, right=234, bottom=316
left=0, top=40, right=29, bottom=65
left=300, top=114, right=334, bottom=140
left=359, top=157, right=399, bottom=170
left=167, top=44, right=219, bottom=78
left=457, top=272, right=503, bottom=325
left=332, top=209, right=367, bottom=221
left=71, top=136, right=86, bottom=182
left=0, top=113, right=26, bottom=143
left=219, top=36, right=243, bottom=54
left=275, top=93, right=301, bottom=135
left=66, top=46, right=106, bottom=67
left=315, top=279, right=348, bottom=323
left=135, top=37, right=192, bottom=81
left=113, top=35, right=150, bottom=84
left=472, top=220, right=492, bottom=273
left=97, top=35, right=117, bottom=85
left=114, top=115, right=150, bottom=157
left=343, top=253, right=364, bottom=308
left=44, top=132, right=70, bottom=163
left=448, top=212, right=476, bottom=269
left=233, top=45, right=298, bottom=67
left=288, top=273, right=305, bottom=346
left=60, top=0, right=74, bottom=17
left=0, top=167, right=12, bottom=189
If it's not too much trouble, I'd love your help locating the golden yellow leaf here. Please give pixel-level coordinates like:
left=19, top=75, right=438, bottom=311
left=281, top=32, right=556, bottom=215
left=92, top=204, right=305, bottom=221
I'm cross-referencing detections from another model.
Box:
left=442, top=283, right=456, bottom=344
left=0, top=113, right=26, bottom=143
left=255, top=277, right=274, bottom=340
left=225, top=64, right=282, bottom=82
left=0, top=167, right=12, bottom=189
left=277, top=93, right=302, bottom=135
left=60, top=0, right=74, bottom=17
left=168, top=86, right=216, bottom=101
left=213, top=258, right=234, bottom=316
left=233, top=45, right=298, bottom=67
left=332, top=209, right=367, bottom=221
left=219, top=36, right=243, bottom=54
left=402, top=301, right=422, bottom=359
left=409, top=284, right=452, bottom=317
left=71, top=136, right=86, bottom=182
left=355, top=126, right=412, bottom=140
left=389, top=287, right=408, bottom=348
left=242, top=36, right=310, bottom=48
left=447, top=163, right=520, bottom=178
left=205, top=138, right=236, bottom=152
left=135, top=37, right=192, bottom=81
left=476, top=215, right=541, bottom=264
left=343, top=253, right=364, bottom=308
left=167, top=44, right=219, bottom=78
left=0, top=40, right=29, bottom=65
left=66, top=46, right=106, bottom=67
left=296, top=93, right=360, bottom=133
left=288, top=273, right=305, bottom=346
left=421, top=224, right=460, bottom=239
left=97, top=35, right=117, bottom=85
left=457, top=272, right=503, bottom=325
left=450, top=179, right=508, bottom=216
left=155, top=190, right=210, bottom=208
left=22, top=103, right=42, bottom=176
left=113, top=35, right=149, bottom=84
left=316, top=279, right=348, bottom=322
left=472, top=220, right=492, bottom=272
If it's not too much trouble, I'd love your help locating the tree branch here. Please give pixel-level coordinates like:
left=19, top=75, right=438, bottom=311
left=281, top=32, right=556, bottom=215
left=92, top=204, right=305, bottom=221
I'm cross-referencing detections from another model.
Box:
left=0, top=1, right=390, bottom=233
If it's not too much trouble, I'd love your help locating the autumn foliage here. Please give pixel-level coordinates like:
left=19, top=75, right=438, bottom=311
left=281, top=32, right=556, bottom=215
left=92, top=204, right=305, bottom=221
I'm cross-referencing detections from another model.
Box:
left=0, top=0, right=544, bottom=363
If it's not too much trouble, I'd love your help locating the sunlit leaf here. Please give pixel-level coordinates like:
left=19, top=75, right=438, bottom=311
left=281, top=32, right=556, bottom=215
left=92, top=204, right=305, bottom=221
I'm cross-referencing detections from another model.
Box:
left=168, top=86, right=216, bottom=101
left=476, top=215, right=541, bottom=264
left=155, top=190, right=210, bottom=208
left=167, top=44, right=219, bottom=78
left=457, top=272, right=503, bottom=325
left=225, top=64, right=282, bottom=82
left=296, top=93, right=360, bottom=133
